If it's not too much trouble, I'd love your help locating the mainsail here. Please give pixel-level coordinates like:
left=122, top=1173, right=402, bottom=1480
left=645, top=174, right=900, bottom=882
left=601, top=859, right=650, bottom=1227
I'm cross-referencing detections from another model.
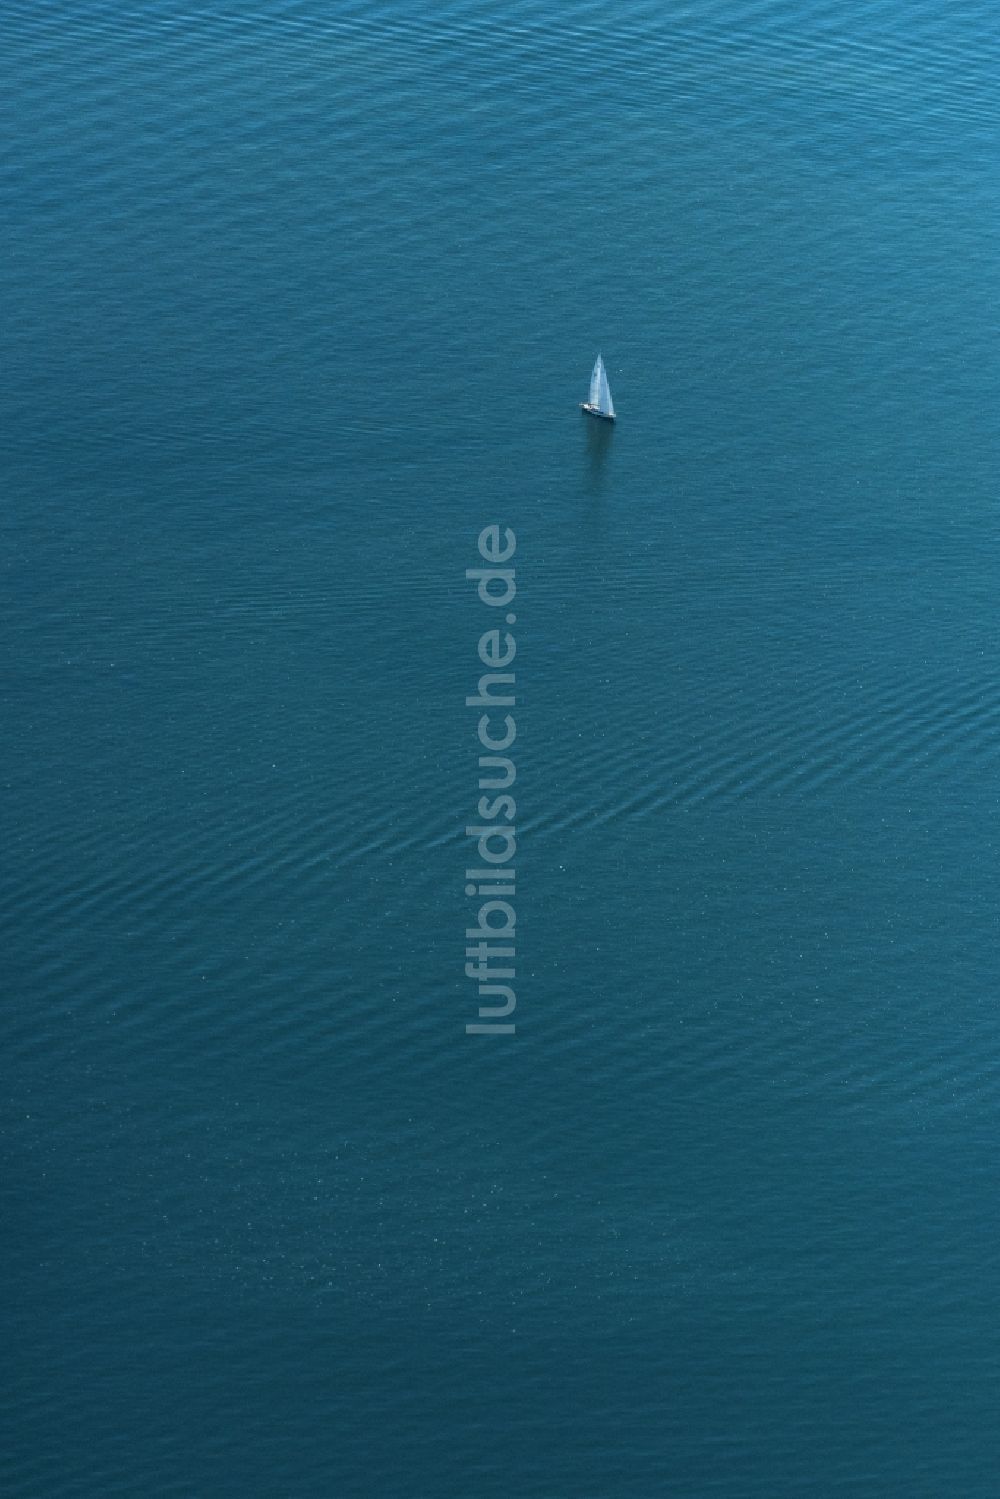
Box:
left=589, top=354, right=615, bottom=417
left=589, top=356, right=603, bottom=409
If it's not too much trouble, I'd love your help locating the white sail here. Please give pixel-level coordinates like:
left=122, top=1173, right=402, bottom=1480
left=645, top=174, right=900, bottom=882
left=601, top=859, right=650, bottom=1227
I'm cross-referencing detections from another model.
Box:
left=598, top=360, right=615, bottom=417
left=589, top=355, right=603, bottom=409
left=585, top=353, right=616, bottom=418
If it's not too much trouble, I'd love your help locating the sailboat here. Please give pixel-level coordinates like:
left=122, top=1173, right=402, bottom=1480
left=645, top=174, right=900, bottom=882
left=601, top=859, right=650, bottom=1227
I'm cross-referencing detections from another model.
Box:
left=580, top=353, right=616, bottom=422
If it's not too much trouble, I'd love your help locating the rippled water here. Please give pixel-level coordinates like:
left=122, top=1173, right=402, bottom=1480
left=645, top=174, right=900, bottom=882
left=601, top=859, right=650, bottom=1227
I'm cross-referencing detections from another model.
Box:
left=5, top=2, right=1000, bottom=1494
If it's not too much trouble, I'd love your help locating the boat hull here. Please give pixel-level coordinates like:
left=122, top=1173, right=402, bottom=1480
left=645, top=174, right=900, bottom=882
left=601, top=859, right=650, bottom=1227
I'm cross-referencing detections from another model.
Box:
left=580, top=403, right=615, bottom=422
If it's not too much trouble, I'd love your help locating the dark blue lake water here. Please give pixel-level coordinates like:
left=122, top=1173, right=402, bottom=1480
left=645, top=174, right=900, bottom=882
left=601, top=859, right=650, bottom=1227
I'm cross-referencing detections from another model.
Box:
left=5, top=1, right=1000, bottom=1494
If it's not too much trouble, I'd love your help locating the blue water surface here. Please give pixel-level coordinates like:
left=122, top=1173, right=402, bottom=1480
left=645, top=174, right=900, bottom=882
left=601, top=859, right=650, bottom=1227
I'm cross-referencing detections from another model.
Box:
left=4, top=1, right=1000, bottom=1494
